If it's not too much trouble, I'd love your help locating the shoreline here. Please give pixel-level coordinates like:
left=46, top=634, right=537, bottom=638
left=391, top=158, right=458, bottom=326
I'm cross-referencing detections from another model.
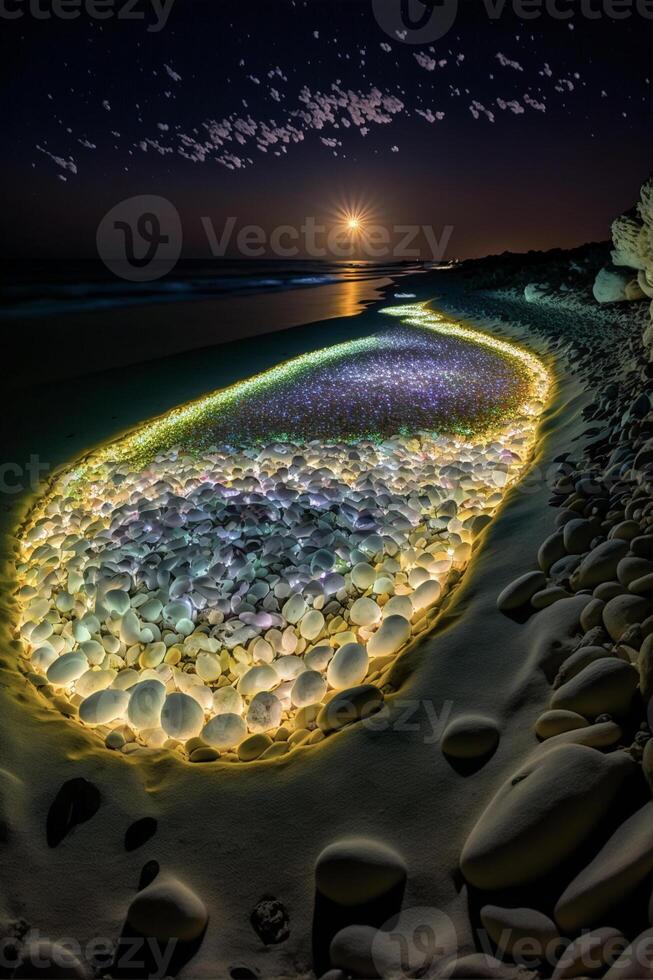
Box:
left=5, top=273, right=400, bottom=393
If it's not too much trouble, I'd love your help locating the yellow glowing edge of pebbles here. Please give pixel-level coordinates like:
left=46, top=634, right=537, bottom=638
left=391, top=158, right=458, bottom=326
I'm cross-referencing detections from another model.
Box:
left=53, top=303, right=551, bottom=493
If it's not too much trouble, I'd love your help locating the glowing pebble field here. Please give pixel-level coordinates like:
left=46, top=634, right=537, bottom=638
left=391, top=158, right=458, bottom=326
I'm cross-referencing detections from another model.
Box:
left=13, top=305, right=551, bottom=762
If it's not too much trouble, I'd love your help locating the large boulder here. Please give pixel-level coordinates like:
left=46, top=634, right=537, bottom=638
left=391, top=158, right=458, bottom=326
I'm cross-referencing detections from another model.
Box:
left=593, top=266, right=634, bottom=304
left=460, top=745, right=633, bottom=890
left=550, top=658, right=639, bottom=718
left=555, top=802, right=653, bottom=932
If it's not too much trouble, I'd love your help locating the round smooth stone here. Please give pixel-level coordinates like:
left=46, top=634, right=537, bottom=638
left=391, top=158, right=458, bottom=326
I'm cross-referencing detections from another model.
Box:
left=273, top=655, right=306, bottom=681
left=247, top=692, right=282, bottom=733
left=196, top=652, right=222, bottom=682
left=299, top=609, right=325, bottom=641
left=31, top=646, right=58, bottom=673
left=212, top=686, right=243, bottom=716
left=139, top=642, right=166, bottom=669
left=106, top=730, right=126, bottom=750
left=496, top=571, right=547, bottom=612
left=127, top=876, right=208, bottom=941
left=160, top=692, right=205, bottom=740
left=408, top=567, right=429, bottom=589
left=79, top=689, right=130, bottom=726
left=112, top=669, right=140, bottom=691
left=534, top=710, right=589, bottom=740
left=189, top=747, right=219, bottom=763
left=75, top=669, right=117, bottom=699
left=238, top=733, right=273, bottom=761
left=140, top=598, right=163, bottom=622
left=304, top=645, right=334, bottom=671
left=315, top=837, right=407, bottom=906
left=164, top=599, right=192, bottom=622
left=105, top=589, right=131, bottom=615
left=79, top=640, right=105, bottom=666
left=30, top=621, right=53, bottom=645
left=361, top=533, right=383, bottom=556
left=373, top=576, right=395, bottom=595
left=329, top=925, right=379, bottom=978
left=441, top=714, right=500, bottom=759
left=318, top=685, right=384, bottom=734
left=351, top=563, right=376, bottom=590
left=327, top=643, right=369, bottom=690
left=252, top=638, right=274, bottom=663
left=410, top=579, right=441, bottom=611
left=128, top=680, right=167, bottom=730
left=310, top=549, right=335, bottom=574
left=120, top=611, right=142, bottom=645
left=55, top=593, right=75, bottom=614
left=382, top=595, right=413, bottom=621
left=291, top=670, right=327, bottom=708
left=368, top=616, right=411, bottom=658
left=202, top=713, right=247, bottom=749
left=47, top=652, right=88, bottom=687
left=239, top=665, right=279, bottom=696
left=350, top=597, right=382, bottom=627
left=282, top=594, right=307, bottom=624
left=323, top=573, right=346, bottom=596
left=176, top=618, right=195, bottom=637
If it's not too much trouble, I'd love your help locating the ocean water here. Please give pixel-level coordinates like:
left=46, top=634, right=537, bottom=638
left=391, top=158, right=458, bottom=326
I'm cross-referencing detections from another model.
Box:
left=0, top=259, right=423, bottom=320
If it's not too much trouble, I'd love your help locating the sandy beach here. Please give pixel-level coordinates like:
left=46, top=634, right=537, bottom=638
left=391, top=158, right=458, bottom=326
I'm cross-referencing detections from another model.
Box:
left=6, top=214, right=653, bottom=978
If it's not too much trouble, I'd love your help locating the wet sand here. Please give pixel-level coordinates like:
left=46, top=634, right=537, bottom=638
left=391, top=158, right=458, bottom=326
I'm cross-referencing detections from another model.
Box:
left=5, top=274, right=396, bottom=393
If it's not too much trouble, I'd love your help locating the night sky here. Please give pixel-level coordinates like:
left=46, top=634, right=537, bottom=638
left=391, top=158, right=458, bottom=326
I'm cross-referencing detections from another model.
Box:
left=4, top=0, right=653, bottom=260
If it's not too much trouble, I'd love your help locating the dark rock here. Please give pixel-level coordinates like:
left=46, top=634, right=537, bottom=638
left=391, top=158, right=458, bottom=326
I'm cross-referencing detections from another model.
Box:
left=250, top=897, right=290, bottom=946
